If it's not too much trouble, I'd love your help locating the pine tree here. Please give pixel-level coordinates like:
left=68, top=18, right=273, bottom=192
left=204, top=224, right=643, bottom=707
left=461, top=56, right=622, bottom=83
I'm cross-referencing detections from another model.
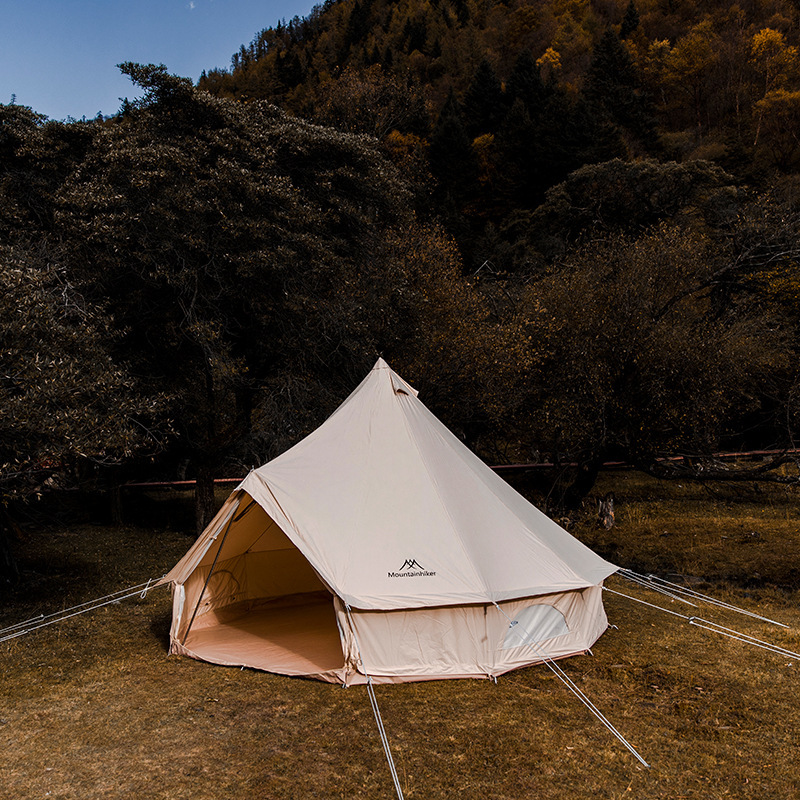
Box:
left=403, top=16, right=428, bottom=54
left=276, top=49, right=304, bottom=92
left=345, top=0, right=371, bottom=49
left=429, top=90, right=477, bottom=199
left=584, top=28, right=658, bottom=152
left=495, top=98, right=542, bottom=209
left=619, top=0, right=640, bottom=40
left=505, top=49, right=547, bottom=114
left=461, top=59, right=506, bottom=138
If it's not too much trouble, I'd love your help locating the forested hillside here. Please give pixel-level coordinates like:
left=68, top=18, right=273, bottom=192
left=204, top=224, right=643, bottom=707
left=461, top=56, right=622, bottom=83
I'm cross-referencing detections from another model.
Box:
left=4, top=1, right=800, bottom=580
left=199, top=0, right=800, bottom=264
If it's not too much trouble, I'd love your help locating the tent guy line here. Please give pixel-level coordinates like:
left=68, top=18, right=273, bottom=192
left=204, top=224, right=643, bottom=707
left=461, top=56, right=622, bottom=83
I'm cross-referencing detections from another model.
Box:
left=527, top=637, right=650, bottom=768
left=605, top=586, right=800, bottom=660
left=619, top=569, right=790, bottom=628
left=492, top=599, right=649, bottom=767
left=616, top=572, right=698, bottom=607
left=0, top=579, right=163, bottom=644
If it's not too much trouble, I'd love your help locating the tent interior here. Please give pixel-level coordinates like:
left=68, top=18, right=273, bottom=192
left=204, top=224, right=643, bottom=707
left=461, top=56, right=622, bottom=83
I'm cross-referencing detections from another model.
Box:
left=177, top=491, right=346, bottom=678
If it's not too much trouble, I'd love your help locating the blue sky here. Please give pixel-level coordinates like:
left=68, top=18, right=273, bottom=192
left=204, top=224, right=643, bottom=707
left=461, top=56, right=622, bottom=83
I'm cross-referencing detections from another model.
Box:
left=1, top=0, right=317, bottom=121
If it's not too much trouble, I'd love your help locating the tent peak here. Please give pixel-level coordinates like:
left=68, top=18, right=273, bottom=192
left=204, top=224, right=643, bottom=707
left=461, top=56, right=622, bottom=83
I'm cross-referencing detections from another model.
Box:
left=368, top=358, right=419, bottom=397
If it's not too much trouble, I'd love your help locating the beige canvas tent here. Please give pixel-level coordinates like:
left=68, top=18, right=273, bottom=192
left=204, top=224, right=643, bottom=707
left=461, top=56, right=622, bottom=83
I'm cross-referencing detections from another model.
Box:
left=160, top=359, right=617, bottom=684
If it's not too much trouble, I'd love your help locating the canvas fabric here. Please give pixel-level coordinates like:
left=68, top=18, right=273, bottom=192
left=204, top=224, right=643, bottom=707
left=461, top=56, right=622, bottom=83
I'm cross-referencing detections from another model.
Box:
left=161, top=359, right=617, bottom=682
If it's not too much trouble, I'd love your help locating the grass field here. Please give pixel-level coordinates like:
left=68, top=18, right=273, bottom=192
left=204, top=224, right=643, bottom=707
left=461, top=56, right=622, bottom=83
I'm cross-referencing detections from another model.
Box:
left=1, top=473, right=799, bottom=799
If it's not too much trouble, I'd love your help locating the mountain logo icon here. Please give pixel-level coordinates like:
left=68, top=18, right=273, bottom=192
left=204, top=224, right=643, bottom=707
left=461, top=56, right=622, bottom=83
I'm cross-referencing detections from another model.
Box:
left=388, top=558, right=436, bottom=578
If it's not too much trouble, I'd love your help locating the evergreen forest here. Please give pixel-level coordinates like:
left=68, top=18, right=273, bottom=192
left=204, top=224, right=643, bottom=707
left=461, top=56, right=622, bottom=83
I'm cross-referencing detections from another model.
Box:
left=5, top=0, right=800, bottom=580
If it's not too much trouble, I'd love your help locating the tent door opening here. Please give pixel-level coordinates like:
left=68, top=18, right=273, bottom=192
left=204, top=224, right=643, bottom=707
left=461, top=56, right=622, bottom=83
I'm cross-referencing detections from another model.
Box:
left=174, top=492, right=347, bottom=680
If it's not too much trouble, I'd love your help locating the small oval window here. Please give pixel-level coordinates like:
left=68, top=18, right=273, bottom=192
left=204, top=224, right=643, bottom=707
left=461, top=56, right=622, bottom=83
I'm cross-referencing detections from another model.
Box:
left=501, top=604, right=569, bottom=649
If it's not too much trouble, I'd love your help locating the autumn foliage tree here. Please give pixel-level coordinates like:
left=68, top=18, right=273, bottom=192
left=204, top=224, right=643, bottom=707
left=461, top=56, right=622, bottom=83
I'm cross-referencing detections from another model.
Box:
left=515, top=223, right=791, bottom=506
left=0, top=240, right=166, bottom=581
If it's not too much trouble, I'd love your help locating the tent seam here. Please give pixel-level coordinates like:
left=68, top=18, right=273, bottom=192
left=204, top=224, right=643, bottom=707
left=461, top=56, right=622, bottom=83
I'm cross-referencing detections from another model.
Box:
left=392, top=384, right=494, bottom=604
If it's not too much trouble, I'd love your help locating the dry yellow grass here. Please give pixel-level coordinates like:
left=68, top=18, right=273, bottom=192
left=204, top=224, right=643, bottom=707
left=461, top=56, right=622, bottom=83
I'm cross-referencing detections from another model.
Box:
left=1, top=476, right=799, bottom=799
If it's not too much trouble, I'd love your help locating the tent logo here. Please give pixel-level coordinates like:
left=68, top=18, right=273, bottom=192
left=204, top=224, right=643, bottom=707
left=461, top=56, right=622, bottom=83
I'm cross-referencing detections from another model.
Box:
left=388, top=558, right=437, bottom=579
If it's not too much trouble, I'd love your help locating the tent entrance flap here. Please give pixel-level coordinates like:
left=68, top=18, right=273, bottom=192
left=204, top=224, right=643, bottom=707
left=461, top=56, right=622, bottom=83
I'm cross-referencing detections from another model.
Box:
left=170, top=495, right=346, bottom=681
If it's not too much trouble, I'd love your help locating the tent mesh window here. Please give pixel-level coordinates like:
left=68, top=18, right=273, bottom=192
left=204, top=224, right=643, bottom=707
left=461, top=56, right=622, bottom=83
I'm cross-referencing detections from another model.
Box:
left=501, top=604, right=570, bottom=649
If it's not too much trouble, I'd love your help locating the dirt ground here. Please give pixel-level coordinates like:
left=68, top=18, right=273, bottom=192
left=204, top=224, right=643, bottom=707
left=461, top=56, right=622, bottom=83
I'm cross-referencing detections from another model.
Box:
left=1, top=475, right=799, bottom=799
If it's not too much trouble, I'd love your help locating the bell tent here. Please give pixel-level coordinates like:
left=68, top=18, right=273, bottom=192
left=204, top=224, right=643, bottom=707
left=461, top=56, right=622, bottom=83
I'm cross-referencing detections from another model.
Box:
left=160, top=359, right=618, bottom=684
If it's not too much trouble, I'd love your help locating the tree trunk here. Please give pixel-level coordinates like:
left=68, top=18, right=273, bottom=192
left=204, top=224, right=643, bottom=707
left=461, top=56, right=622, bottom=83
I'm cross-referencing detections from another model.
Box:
left=0, top=505, right=20, bottom=586
left=194, top=465, right=216, bottom=537
left=110, top=486, right=124, bottom=526
left=563, top=457, right=604, bottom=510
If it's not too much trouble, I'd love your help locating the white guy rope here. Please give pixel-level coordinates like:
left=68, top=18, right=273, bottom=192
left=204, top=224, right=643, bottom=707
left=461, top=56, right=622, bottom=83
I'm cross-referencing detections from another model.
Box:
left=0, top=612, right=45, bottom=635
left=344, top=604, right=405, bottom=800
left=0, top=579, right=157, bottom=637
left=625, top=570, right=790, bottom=628
left=617, top=570, right=698, bottom=607
left=0, top=580, right=166, bottom=644
left=603, top=587, right=691, bottom=620
left=688, top=618, right=800, bottom=660
left=491, top=602, right=650, bottom=768
left=604, top=587, right=800, bottom=659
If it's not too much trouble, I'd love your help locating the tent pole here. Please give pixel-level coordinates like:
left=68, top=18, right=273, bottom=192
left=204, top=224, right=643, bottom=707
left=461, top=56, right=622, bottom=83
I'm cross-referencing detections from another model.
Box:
left=181, top=508, right=238, bottom=646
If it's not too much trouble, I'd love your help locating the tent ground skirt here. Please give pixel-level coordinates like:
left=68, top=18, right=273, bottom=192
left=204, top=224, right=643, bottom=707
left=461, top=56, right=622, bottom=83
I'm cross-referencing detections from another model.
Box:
left=179, top=593, right=345, bottom=681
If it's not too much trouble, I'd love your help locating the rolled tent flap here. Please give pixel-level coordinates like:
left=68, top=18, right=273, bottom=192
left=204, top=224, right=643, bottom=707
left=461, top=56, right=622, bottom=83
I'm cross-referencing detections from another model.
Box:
left=157, top=493, right=242, bottom=588
left=163, top=359, right=617, bottom=682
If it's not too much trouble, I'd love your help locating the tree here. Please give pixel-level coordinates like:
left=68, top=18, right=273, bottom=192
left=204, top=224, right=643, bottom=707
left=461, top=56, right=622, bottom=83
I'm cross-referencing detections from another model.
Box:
left=504, top=158, right=738, bottom=263
left=461, top=59, right=506, bottom=138
left=750, top=29, right=800, bottom=151
left=505, top=49, right=547, bottom=112
left=0, top=240, right=166, bottom=582
left=58, top=64, right=493, bottom=534
left=0, top=104, right=93, bottom=239
left=313, top=65, right=430, bottom=139
left=381, top=223, right=533, bottom=453
left=754, top=89, right=800, bottom=169
left=494, top=98, right=540, bottom=209
left=663, top=20, right=722, bottom=136
left=584, top=28, right=658, bottom=153
left=619, top=0, right=640, bottom=40
left=750, top=28, right=799, bottom=98
left=516, top=223, right=792, bottom=506
left=429, top=89, right=478, bottom=203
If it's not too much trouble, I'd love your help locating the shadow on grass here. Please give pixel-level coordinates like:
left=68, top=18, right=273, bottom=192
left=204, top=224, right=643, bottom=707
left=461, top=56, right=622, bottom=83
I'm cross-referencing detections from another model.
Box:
left=149, top=607, right=173, bottom=652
